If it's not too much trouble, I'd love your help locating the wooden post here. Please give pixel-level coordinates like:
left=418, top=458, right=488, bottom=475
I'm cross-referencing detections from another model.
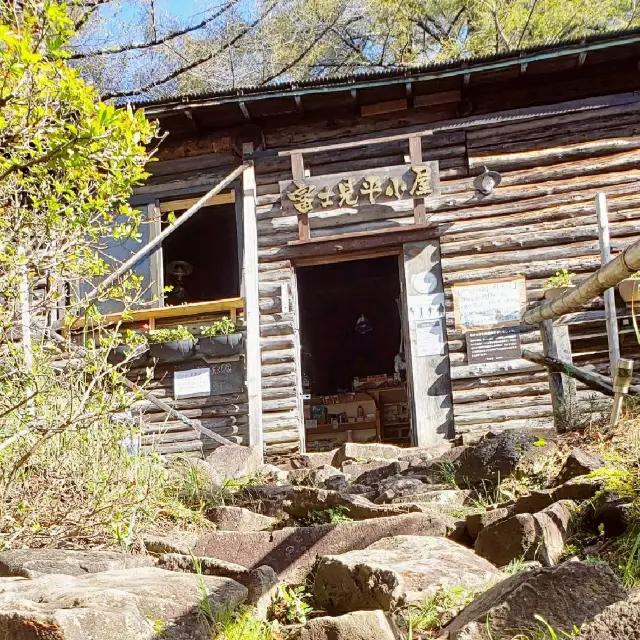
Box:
left=408, top=136, right=426, bottom=224
left=596, top=192, right=620, bottom=375
left=610, top=358, right=633, bottom=428
left=400, top=240, right=453, bottom=445
left=242, top=143, right=264, bottom=460
left=291, top=153, right=310, bottom=241
left=540, top=320, right=577, bottom=433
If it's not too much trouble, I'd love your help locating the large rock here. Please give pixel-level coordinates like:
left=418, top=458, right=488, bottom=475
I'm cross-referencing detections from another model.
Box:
left=444, top=561, right=626, bottom=639
left=0, top=566, right=247, bottom=640
left=553, top=448, right=605, bottom=486
left=157, top=554, right=277, bottom=608
left=579, top=589, right=640, bottom=639
left=314, top=536, right=501, bottom=614
left=294, top=610, right=401, bottom=640
left=342, top=460, right=408, bottom=485
left=0, top=549, right=155, bottom=578
left=204, top=444, right=262, bottom=481
left=552, top=474, right=603, bottom=501
left=466, top=508, right=514, bottom=541
left=191, top=512, right=456, bottom=581
left=454, top=431, right=556, bottom=487
left=290, top=451, right=338, bottom=470
left=238, top=484, right=296, bottom=517
left=333, top=443, right=403, bottom=468
left=283, top=486, right=422, bottom=520
left=474, top=501, right=573, bottom=567
left=207, top=506, right=276, bottom=531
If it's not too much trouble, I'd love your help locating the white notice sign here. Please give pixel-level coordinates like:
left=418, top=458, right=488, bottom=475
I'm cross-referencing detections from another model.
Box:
left=415, top=319, right=445, bottom=357
left=452, top=277, right=526, bottom=331
left=174, top=368, right=211, bottom=399
left=408, top=294, right=445, bottom=322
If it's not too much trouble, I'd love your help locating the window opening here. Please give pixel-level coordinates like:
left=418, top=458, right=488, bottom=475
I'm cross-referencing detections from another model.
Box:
left=159, top=200, right=239, bottom=306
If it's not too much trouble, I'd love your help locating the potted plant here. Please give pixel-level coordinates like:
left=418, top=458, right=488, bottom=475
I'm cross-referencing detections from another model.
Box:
left=148, top=325, right=195, bottom=363
left=198, top=317, right=244, bottom=356
left=107, top=329, right=148, bottom=365
left=618, top=272, right=640, bottom=305
left=544, top=269, right=576, bottom=300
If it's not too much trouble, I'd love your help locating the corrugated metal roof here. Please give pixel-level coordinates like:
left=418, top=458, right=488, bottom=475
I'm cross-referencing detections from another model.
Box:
left=133, top=27, right=640, bottom=111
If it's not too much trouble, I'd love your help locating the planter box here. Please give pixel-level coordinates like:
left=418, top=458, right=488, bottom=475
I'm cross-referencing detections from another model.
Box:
left=544, top=285, right=575, bottom=301
left=618, top=278, right=640, bottom=305
left=107, top=344, right=148, bottom=365
left=198, top=333, right=244, bottom=357
left=149, top=338, right=196, bottom=363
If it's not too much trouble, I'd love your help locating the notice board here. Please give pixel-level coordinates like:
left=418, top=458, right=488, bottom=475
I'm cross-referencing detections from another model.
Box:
left=452, top=277, right=526, bottom=331
left=466, top=327, right=521, bottom=364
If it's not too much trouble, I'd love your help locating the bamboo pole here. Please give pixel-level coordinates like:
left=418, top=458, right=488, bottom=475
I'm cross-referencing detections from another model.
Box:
left=523, top=235, right=640, bottom=325
left=595, top=192, right=620, bottom=373
left=81, top=163, right=248, bottom=310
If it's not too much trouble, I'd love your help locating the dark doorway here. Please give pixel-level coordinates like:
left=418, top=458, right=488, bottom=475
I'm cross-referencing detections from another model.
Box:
left=161, top=203, right=239, bottom=305
left=297, top=256, right=402, bottom=396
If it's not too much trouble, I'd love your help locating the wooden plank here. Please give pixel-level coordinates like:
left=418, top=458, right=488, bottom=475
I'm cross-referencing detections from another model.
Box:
left=596, top=192, right=621, bottom=372
left=150, top=201, right=164, bottom=307
left=409, top=136, right=426, bottom=224
left=400, top=240, right=454, bottom=445
left=158, top=192, right=235, bottom=212
left=72, top=298, right=244, bottom=328
left=540, top=320, right=578, bottom=433
left=291, top=153, right=309, bottom=241
left=414, top=90, right=461, bottom=109
left=272, top=224, right=439, bottom=262
left=361, top=99, right=408, bottom=117
left=243, top=143, right=264, bottom=459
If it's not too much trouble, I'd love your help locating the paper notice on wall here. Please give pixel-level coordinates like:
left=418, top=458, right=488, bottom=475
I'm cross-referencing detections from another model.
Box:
left=408, top=294, right=445, bottom=322
left=174, top=368, right=211, bottom=399
left=452, top=277, right=526, bottom=331
left=415, top=318, right=445, bottom=357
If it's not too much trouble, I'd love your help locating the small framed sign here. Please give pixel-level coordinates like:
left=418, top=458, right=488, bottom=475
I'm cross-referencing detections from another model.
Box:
left=452, top=277, right=526, bottom=331
left=174, top=368, right=211, bottom=399
left=466, top=326, right=521, bottom=364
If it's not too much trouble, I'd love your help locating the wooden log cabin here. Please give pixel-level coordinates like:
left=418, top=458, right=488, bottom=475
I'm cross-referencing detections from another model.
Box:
left=104, top=29, right=640, bottom=461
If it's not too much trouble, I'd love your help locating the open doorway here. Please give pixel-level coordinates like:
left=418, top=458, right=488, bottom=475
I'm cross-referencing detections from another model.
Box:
left=160, top=202, right=240, bottom=305
left=297, top=255, right=411, bottom=449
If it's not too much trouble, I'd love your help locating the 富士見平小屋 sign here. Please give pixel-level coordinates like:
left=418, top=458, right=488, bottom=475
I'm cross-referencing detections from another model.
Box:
left=279, top=162, right=440, bottom=214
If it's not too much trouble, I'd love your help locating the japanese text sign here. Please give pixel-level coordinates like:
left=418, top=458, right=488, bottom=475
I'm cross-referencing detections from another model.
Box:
left=279, top=162, right=440, bottom=214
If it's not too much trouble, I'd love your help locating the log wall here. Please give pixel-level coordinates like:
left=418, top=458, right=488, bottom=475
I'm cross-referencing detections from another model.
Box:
left=124, top=310, right=249, bottom=457
left=251, top=96, right=640, bottom=448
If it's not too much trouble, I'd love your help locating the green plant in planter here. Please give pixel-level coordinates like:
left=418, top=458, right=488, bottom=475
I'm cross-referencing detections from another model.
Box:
left=147, top=325, right=194, bottom=344
left=545, top=269, right=575, bottom=289
left=122, top=329, right=147, bottom=348
left=200, top=317, right=236, bottom=337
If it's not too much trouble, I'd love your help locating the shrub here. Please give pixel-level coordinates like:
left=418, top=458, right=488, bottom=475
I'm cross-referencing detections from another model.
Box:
left=200, top=317, right=237, bottom=337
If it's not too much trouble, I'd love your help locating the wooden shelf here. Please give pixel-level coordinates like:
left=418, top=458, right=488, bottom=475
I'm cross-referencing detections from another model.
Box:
left=306, top=421, right=377, bottom=436
left=383, top=421, right=410, bottom=427
left=72, top=297, right=244, bottom=329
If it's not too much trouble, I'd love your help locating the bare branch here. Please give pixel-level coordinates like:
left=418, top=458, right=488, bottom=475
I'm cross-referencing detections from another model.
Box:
left=260, top=14, right=355, bottom=85
left=70, top=0, right=242, bottom=59
left=102, top=0, right=280, bottom=100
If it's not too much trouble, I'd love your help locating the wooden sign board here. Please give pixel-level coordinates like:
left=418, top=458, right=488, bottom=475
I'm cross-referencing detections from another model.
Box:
left=466, top=327, right=521, bottom=364
left=210, top=361, right=244, bottom=396
left=279, top=162, right=440, bottom=215
left=452, top=277, right=527, bottom=331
